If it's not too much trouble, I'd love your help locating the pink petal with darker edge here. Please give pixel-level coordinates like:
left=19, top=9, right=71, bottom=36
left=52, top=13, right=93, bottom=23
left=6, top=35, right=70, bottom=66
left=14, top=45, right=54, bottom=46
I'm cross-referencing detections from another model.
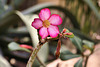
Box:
left=48, top=25, right=59, bottom=38
left=39, top=8, right=51, bottom=21
left=49, top=14, right=62, bottom=25
left=32, top=18, right=43, bottom=29
left=39, top=27, right=49, bottom=39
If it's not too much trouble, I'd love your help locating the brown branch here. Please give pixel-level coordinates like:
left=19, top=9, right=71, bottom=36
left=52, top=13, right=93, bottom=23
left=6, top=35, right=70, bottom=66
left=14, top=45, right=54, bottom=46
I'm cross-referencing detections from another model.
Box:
left=26, top=44, right=43, bottom=67
left=84, top=56, right=89, bottom=67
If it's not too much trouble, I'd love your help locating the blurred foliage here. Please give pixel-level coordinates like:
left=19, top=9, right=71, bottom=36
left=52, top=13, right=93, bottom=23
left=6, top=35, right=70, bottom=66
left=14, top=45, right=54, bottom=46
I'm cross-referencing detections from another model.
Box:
left=8, top=42, right=31, bottom=53
left=0, top=55, right=11, bottom=67
left=60, top=49, right=81, bottom=60
left=74, top=58, right=83, bottom=67
left=65, top=0, right=100, bottom=35
left=60, top=36, right=94, bottom=67
left=70, top=36, right=83, bottom=53
left=83, top=40, right=94, bottom=51
left=0, top=0, right=6, bottom=14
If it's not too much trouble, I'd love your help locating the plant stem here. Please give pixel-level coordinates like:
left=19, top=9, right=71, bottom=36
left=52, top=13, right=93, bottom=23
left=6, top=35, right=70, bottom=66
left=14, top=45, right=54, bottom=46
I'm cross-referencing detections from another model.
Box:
left=84, top=48, right=94, bottom=67
left=26, top=38, right=49, bottom=67
left=84, top=56, right=89, bottom=67
left=26, top=37, right=58, bottom=67
left=26, top=44, right=42, bottom=67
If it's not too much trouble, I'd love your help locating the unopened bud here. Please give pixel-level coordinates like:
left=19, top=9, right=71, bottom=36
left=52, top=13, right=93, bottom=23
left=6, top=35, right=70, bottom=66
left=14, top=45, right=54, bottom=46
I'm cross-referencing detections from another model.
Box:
left=20, top=44, right=33, bottom=50
left=62, top=28, right=67, bottom=33
left=65, top=32, right=72, bottom=35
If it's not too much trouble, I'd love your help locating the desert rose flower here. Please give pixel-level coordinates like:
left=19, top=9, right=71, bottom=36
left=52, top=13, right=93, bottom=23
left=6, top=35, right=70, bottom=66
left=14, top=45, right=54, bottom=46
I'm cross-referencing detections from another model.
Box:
left=32, top=8, right=62, bottom=39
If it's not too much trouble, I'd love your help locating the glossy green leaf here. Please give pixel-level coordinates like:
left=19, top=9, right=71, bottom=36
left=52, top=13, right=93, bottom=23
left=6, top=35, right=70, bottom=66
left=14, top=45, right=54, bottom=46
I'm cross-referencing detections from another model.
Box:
left=60, top=50, right=81, bottom=60
left=83, top=40, right=94, bottom=50
left=8, top=42, right=31, bottom=53
left=60, top=50, right=73, bottom=55
left=74, top=58, right=83, bottom=67
left=70, top=36, right=83, bottom=53
left=60, top=54, right=80, bottom=60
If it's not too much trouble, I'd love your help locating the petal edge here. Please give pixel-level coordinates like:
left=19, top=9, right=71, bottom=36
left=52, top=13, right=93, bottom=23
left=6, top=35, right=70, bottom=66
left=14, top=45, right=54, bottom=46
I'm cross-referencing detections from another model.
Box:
left=48, top=25, right=59, bottom=38
left=39, top=8, right=51, bottom=21
left=31, top=18, right=43, bottom=29
left=49, top=14, right=62, bottom=25
left=39, top=27, right=49, bottom=39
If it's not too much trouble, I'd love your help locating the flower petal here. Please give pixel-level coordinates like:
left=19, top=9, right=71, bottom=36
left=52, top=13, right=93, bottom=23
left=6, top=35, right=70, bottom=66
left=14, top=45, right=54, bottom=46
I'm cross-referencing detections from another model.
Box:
left=48, top=25, right=59, bottom=38
left=31, top=18, right=43, bottom=29
left=49, top=14, right=62, bottom=25
left=39, top=8, right=51, bottom=21
left=39, top=27, right=49, bottom=39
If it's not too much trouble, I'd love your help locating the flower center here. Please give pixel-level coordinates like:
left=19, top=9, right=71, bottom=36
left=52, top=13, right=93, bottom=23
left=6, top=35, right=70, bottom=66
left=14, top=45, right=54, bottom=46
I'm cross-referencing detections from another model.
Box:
left=43, top=20, right=50, bottom=28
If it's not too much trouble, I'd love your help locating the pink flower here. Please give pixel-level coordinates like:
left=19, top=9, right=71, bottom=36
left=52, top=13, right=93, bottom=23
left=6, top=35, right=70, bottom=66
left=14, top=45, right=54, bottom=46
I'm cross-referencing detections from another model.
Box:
left=32, top=8, right=62, bottom=39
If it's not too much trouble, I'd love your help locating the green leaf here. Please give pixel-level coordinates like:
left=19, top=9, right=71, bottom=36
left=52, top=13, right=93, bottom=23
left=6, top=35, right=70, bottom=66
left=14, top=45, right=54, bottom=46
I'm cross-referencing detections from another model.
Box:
left=60, top=50, right=73, bottom=55
left=74, top=58, right=83, bottom=67
left=70, top=36, right=83, bottom=53
left=83, top=40, right=94, bottom=50
left=8, top=42, right=31, bottom=53
left=60, top=54, right=80, bottom=60
left=60, top=50, right=81, bottom=60
left=68, top=28, right=96, bottom=43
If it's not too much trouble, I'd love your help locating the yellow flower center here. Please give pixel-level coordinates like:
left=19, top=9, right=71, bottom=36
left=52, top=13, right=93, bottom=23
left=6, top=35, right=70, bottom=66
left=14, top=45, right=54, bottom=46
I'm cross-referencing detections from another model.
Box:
left=43, top=20, right=50, bottom=28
